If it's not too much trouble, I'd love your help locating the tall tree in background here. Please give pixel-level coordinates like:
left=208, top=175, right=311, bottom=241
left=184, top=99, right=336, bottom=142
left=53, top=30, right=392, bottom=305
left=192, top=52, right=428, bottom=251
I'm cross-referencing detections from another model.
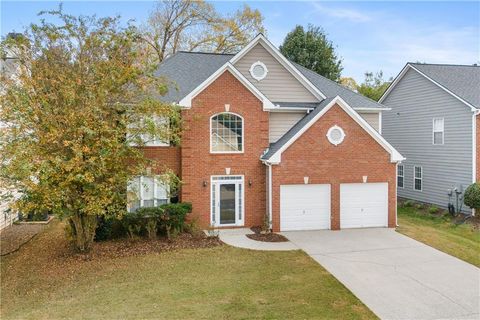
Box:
left=356, top=71, right=392, bottom=101
left=280, top=25, right=343, bottom=82
left=141, top=0, right=265, bottom=63
left=0, top=7, right=181, bottom=252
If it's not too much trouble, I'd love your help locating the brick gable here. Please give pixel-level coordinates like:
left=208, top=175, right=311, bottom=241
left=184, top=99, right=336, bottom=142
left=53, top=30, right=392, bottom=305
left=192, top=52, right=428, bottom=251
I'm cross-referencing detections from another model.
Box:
left=180, top=70, right=269, bottom=228
left=271, top=104, right=397, bottom=231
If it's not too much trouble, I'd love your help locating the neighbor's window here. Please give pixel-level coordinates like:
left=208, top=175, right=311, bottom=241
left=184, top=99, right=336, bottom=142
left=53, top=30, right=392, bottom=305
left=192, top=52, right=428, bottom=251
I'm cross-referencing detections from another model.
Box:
left=433, top=118, right=444, bottom=145
left=414, top=166, right=422, bottom=191
left=210, top=113, right=243, bottom=153
left=127, top=176, right=169, bottom=212
left=397, top=164, right=404, bottom=188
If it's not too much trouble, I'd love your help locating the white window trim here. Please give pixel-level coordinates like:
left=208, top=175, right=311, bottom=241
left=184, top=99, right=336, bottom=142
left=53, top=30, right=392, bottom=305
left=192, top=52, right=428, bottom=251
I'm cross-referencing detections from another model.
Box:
left=413, top=166, right=422, bottom=191
left=326, top=125, right=346, bottom=146
left=397, top=164, right=404, bottom=189
left=432, top=117, right=444, bottom=145
left=128, top=176, right=170, bottom=212
left=210, top=175, right=245, bottom=227
left=210, top=112, right=245, bottom=154
left=249, top=61, right=268, bottom=81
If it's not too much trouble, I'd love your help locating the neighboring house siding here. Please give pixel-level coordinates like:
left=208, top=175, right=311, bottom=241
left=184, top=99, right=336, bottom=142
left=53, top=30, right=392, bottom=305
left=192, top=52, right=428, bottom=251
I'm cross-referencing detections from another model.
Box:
left=477, top=115, right=479, bottom=182
left=382, top=68, right=473, bottom=212
left=269, top=112, right=306, bottom=143
left=181, top=70, right=269, bottom=228
left=271, top=104, right=396, bottom=232
left=358, top=112, right=380, bottom=132
left=234, top=43, right=318, bottom=103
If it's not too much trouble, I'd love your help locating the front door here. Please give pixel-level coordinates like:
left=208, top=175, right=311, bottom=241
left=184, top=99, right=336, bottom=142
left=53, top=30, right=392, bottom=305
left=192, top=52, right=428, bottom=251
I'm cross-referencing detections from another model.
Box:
left=211, top=176, right=244, bottom=227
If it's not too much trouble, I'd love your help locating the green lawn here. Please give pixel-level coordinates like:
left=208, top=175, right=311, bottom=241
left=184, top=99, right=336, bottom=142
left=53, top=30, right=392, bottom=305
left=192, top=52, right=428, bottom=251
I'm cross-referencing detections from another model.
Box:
left=397, top=206, right=480, bottom=267
left=1, top=221, right=375, bottom=320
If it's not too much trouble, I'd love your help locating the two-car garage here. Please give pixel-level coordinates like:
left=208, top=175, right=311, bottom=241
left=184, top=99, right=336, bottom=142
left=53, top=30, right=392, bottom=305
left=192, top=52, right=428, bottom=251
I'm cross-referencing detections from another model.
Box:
left=280, top=183, right=389, bottom=231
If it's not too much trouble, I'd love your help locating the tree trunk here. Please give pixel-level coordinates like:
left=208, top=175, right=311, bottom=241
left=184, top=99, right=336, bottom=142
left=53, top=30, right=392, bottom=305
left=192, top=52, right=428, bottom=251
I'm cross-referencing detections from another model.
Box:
left=69, top=213, right=98, bottom=252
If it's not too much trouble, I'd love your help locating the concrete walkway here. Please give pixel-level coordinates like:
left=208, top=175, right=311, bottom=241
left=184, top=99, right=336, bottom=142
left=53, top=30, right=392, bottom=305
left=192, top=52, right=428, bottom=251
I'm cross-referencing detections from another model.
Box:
left=217, top=228, right=298, bottom=251
left=283, top=228, right=480, bottom=320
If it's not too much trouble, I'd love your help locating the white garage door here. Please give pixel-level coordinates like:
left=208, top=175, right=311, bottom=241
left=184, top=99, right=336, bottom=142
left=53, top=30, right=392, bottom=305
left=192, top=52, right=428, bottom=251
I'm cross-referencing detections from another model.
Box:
left=340, top=183, right=388, bottom=228
left=280, top=184, right=331, bottom=231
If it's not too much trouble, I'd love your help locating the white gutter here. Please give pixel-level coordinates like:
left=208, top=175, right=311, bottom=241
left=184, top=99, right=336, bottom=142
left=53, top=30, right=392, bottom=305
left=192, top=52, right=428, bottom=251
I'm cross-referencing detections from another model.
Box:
left=267, top=162, right=273, bottom=230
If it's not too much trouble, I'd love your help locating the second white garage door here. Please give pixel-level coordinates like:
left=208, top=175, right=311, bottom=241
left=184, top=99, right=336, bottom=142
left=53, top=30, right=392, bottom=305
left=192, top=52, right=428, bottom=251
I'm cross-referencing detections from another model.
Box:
left=280, top=184, right=331, bottom=231
left=340, top=183, right=388, bottom=228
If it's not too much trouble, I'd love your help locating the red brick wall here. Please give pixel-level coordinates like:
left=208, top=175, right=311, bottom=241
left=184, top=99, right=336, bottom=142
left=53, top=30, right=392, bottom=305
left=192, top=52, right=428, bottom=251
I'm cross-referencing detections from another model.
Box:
left=271, top=104, right=397, bottom=231
left=181, top=71, right=269, bottom=228
left=140, top=146, right=181, bottom=175
left=477, top=115, right=479, bottom=182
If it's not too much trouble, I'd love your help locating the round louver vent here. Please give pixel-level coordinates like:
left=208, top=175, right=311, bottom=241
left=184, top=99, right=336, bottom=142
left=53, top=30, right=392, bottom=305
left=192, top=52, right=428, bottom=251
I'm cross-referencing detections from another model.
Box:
left=326, top=125, right=346, bottom=146
left=249, top=61, right=268, bottom=81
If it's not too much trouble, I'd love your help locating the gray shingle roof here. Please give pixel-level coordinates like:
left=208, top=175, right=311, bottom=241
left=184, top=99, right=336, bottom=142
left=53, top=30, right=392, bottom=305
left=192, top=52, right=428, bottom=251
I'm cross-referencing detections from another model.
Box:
left=261, top=97, right=335, bottom=161
left=409, top=63, right=480, bottom=109
left=154, top=52, right=232, bottom=103
left=154, top=51, right=385, bottom=110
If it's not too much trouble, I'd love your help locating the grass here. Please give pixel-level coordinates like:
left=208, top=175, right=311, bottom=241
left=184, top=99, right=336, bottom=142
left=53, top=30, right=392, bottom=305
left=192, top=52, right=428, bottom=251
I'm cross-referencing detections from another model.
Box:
left=397, top=206, right=480, bottom=267
left=1, top=221, right=376, bottom=320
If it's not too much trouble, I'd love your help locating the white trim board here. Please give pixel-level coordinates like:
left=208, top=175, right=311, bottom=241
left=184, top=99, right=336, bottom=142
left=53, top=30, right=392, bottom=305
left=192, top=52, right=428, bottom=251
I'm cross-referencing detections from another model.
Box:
left=379, top=64, right=478, bottom=112
left=229, top=34, right=326, bottom=101
left=178, top=62, right=275, bottom=111
left=266, top=96, right=405, bottom=164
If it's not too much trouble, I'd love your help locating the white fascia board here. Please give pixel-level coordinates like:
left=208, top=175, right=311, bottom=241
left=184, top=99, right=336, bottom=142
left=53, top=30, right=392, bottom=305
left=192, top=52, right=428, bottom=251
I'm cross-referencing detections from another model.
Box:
left=380, top=64, right=478, bottom=112
left=268, top=107, right=313, bottom=113
left=268, top=96, right=405, bottom=164
left=178, top=62, right=275, bottom=110
left=229, top=34, right=327, bottom=101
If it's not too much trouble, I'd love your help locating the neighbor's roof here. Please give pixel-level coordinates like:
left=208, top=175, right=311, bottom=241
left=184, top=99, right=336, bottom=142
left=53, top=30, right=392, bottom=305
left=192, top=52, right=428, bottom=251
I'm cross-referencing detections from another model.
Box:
left=408, top=63, right=480, bottom=109
left=154, top=51, right=385, bottom=110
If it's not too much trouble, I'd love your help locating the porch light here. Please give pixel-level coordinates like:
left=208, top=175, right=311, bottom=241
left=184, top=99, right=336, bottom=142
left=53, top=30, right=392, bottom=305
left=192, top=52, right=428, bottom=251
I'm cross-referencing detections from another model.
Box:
left=248, top=179, right=252, bottom=187
left=203, top=181, right=208, bottom=187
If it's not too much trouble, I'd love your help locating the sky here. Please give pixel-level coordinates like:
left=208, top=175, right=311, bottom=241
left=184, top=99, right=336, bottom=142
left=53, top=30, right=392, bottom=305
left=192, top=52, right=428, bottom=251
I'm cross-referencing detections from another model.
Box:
left=1, top=1, right=479, bottom=82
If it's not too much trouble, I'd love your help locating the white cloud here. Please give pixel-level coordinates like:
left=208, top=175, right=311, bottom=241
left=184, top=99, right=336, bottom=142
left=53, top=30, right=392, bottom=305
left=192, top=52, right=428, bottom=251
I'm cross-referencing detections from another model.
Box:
left=310, top=2, right=372, bottom=23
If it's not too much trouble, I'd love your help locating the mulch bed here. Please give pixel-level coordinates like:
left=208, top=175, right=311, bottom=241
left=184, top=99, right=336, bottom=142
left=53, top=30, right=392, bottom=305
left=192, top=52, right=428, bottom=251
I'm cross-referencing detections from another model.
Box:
left=1, top=223, right=46, bottom=256
left=246, top=226, right=289, bottom=242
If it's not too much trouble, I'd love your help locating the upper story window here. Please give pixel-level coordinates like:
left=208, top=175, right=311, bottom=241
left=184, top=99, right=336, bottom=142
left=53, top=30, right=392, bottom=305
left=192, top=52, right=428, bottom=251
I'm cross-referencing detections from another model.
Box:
left=433, top=118, right=444, bottom=145
left=414, top=166, right=422, bottom=191
left=210, top=113, right=243, bottom=153
left=128, top=116, right=170, bottom=147
left=397, top=164, right=404, bottom=188
left=249, top=61, right=268, bottom=81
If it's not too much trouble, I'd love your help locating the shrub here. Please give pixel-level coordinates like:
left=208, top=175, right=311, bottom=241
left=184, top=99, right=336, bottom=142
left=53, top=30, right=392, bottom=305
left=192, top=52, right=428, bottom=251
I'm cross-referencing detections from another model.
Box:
left=403, top=200, right=414, bottom=207
left=95, top=216, right=126, bottom=241
left=159, top=203, right=191, bottom=239
left=428, top=206, right=439, bottom=214
left=464, top=183, right=480, bottom=209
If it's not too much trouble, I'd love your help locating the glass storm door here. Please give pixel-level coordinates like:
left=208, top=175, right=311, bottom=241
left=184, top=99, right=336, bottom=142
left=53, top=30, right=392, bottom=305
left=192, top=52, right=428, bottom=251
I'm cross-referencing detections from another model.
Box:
left=211, top=176, right=244, bottom=227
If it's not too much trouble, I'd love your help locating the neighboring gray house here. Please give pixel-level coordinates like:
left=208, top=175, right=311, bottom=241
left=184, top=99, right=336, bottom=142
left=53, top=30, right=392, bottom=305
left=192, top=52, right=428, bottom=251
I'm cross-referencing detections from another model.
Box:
left=380, top=63, right=480, bottom=213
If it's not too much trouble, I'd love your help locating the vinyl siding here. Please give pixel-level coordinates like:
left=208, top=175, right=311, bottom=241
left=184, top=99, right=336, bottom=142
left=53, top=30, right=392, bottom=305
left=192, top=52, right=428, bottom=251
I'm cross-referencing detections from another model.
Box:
left=234, top=43, right=319, bottom=103
left=269, top=112, right=306, bottom=143
left=358, top=112, right=380, bottom=132
left=382, top=68, right=474, bottom=212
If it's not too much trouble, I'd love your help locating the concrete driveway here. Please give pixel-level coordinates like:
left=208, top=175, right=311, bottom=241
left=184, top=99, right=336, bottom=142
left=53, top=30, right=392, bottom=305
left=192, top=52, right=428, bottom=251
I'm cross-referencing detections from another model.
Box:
left=282, top=228, right=480, bottom=320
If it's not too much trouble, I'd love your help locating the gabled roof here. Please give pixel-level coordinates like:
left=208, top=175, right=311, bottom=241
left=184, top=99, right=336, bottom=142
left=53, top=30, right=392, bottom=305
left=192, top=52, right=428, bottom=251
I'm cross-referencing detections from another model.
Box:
left=380, top=63, right=480, bottom=110
left=261, top=96, right=404, bottom=164
left=229, top=34, right=326, bottom=101
left=155, top=51, right=388, bottom=111
left=178, top=62, right=275, bottom=110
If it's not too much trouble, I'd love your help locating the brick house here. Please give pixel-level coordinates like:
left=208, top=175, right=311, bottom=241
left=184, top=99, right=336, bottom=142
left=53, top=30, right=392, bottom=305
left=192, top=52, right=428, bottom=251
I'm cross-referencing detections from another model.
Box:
left=134, top=34, right=404, bottom=231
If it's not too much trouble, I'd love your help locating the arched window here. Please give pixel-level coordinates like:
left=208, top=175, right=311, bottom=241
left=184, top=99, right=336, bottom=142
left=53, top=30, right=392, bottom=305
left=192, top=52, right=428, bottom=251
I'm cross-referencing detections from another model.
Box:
left=210, top=113, right=244, bottom=153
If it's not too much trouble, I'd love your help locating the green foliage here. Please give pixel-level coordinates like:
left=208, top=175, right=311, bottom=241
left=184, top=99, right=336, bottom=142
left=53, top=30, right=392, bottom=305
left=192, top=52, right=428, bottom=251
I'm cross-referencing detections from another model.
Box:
left=0, top=6, right=182, bottom=252
left=402, top=200, right=414, bottom=207
left=428, top=206, right=440, bottom=214
left=356, top=71, right=392, bottom=101
left=118, top=202, right=192, bottom=240
left=464, top=183, right=480, bottom=209
left=279, top=24, right=343, bottom=82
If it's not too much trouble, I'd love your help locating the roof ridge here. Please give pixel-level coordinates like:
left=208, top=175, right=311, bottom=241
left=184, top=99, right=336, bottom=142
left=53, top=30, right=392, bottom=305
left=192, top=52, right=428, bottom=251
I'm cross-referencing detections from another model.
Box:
left=177, top=51, right=236, bottom=56
left=409, top=62, right=480, bottom=68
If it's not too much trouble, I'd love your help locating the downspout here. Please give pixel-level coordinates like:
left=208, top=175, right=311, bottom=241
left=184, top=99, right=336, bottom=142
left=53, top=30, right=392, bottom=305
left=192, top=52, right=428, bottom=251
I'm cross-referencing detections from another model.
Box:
left=472, top=110, right=479, bottom=215
left=267, top=162, right=273, bottom=230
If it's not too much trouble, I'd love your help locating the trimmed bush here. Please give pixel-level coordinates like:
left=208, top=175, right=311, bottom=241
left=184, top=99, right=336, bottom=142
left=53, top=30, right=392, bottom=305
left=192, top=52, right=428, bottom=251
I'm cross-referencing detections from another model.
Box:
left=464, top=183, right=480, bottom=209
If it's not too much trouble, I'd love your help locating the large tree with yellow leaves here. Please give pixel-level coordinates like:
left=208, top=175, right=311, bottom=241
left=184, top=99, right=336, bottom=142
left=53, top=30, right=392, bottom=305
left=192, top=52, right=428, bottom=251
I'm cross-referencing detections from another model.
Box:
left=0, top=7, right=181, bottom=252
